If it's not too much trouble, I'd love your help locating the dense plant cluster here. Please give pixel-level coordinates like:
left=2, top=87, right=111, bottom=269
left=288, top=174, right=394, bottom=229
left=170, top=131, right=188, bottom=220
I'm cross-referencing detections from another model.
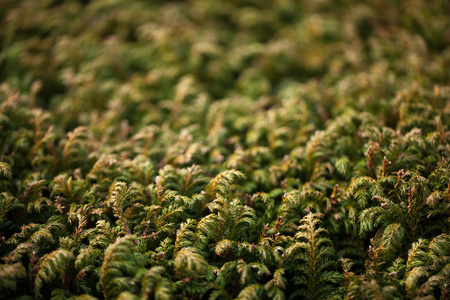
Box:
left=1, top=0, right=449, bottom=299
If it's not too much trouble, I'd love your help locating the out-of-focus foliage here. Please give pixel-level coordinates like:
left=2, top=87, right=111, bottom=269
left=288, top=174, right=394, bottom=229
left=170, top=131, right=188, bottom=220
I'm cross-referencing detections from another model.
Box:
left=0, top=0, right=449, bottom=299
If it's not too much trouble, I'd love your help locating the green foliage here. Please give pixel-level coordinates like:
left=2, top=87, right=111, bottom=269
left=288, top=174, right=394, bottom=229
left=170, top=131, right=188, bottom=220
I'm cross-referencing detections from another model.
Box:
left=0, top=262, right=26, bottom=297
left=34, top=249, right=75, bottom=299
left=206, top=169, right=246, bottom=198
left=0, top=162, right=12, bottom=180
left=236, top=284, right=264, bottom=300
left=285, top=214, right=341, bottom=299
left=0, top=0, right=449, bottom=299
left=100, top=235, right=144, bottom=300
left=140, top=266, right=171, bottom=300
left=174, top=247, right=208, bottom=277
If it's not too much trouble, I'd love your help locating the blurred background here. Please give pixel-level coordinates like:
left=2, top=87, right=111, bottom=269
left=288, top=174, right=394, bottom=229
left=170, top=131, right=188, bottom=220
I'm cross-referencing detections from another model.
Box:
left=1, top=0, right=449, bottom=119
left=1, top=0, right=449, bottom=179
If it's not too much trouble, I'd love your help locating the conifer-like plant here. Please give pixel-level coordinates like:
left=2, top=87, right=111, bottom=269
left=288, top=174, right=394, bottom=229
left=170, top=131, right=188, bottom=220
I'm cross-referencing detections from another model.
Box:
left=0, top=0, right=449, bottom=299
left=285, top=213, right=342, bottom=299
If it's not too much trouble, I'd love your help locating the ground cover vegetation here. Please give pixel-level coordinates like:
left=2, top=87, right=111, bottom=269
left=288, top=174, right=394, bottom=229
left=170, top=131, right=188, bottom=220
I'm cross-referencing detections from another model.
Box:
left=0, top=0, right=449, bottom=299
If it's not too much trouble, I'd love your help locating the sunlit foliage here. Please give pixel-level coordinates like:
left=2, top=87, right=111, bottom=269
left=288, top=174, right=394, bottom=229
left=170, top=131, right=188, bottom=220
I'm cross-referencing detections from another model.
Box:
left=0, top=0, right=449, bottom=299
